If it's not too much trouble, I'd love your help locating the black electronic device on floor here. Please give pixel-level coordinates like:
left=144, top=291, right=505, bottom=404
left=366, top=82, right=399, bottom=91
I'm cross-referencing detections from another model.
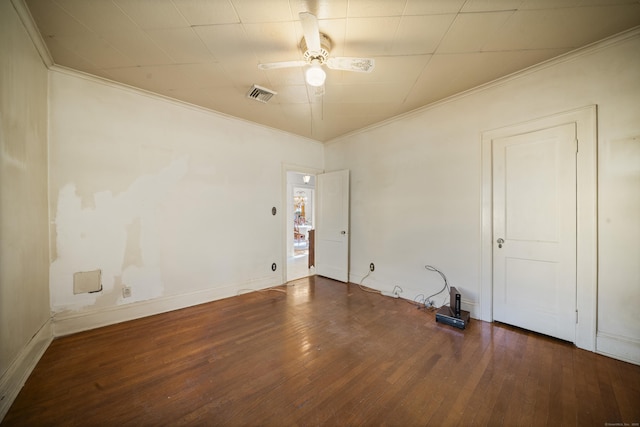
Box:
left=435, top=286, right=470, bottom=329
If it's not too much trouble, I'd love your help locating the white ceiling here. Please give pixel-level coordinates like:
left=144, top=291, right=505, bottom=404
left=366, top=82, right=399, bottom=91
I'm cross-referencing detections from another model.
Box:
left=24, top=0, right=640, bottom=142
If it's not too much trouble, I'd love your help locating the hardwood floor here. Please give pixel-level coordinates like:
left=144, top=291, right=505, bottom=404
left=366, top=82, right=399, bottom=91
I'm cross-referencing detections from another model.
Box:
left=3, top=276, right=639, bottom=426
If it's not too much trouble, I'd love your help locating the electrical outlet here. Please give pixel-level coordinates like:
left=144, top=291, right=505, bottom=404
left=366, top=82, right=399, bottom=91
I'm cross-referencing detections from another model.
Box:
left=369, top=263, right=375, bottom=272
left=382, top=285, right=402, bottom=298
left=381, top=290, right=399, bottom=298
left=122, top=285, right=132, bottom=298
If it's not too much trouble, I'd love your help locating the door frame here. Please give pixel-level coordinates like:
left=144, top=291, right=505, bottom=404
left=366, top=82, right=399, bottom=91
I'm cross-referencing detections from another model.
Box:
left=480, top=105, right=597, bottom=352
left=281, top=164, right=323, bottom=284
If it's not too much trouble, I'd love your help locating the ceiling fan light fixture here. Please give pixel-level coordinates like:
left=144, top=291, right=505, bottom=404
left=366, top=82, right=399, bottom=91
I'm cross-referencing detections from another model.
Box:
left=305, top=63, right=326, bottom=87
left=257, top=12, right=373, bottom=92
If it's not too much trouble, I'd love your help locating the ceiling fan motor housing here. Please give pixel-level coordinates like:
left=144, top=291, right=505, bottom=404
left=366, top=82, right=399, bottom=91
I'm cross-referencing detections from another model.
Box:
left=301, top=33, right=332, bottom=64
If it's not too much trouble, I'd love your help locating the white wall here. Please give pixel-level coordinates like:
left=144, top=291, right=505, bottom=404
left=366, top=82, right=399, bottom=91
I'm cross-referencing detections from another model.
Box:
left=48, top=69, right=324, bottom=334
left=325, top=31, right=640, bottom=363
left=0, top=0, right=51, bottom=417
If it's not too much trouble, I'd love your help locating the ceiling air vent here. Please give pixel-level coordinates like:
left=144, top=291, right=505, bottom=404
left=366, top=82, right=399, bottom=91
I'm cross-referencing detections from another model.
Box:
left=247, top=84, right=277, bottom=103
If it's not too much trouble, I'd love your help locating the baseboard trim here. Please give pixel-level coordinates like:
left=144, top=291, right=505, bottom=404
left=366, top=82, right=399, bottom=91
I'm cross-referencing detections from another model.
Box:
left=347, top=271, right=480, bottom=319
left=0, top=320, right=53, bottom=422
left=53, top=276, right=280, bottom=337
left=596, top=332, right=640, bottom=365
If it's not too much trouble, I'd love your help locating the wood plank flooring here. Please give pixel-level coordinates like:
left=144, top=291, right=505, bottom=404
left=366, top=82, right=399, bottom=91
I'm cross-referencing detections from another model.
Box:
left=3, top=276, right=640, bottom=426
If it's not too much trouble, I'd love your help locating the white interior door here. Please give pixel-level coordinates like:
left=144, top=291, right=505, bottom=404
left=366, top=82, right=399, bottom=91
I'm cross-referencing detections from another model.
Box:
left=493, top=123, right=577, bottom=342
left=316, top=170, right=349, bottom=282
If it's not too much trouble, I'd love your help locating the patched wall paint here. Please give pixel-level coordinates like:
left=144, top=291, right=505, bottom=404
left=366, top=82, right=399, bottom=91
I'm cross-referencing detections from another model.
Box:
left=5, top=0, right=638, bottom=384
left=50, top=156, right=188, bottom=311
left=48, top=69, right=324, bottom=319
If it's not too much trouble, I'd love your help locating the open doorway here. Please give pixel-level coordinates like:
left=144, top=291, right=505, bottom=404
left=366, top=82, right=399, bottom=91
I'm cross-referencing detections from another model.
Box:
left=286, top=171, right=316, bottom=282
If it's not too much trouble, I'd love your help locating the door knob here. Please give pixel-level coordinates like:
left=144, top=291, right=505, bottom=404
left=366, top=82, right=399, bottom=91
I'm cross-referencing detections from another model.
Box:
left=341, top=230, right=346, bottom=235
left=497, top=238, right=504, bottom=248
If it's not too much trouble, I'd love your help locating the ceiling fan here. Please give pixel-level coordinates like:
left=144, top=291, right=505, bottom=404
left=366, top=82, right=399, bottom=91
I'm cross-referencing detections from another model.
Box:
left=258, top=12, right=375, bottom=91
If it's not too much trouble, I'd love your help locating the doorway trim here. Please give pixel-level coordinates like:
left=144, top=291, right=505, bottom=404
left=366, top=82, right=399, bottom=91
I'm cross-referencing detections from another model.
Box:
left=480, top=105, right=597, bottom=351
left=281, top=163, right=323, bottom=284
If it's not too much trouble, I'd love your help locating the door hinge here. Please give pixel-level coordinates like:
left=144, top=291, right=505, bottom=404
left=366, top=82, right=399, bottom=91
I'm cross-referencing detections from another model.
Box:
left=575, top=138, right=579, bottom=153
left=575, top=309, right=579, bottom=324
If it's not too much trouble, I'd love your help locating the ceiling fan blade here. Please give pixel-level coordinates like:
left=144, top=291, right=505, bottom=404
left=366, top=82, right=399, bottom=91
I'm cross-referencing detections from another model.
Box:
left=299, top=12, right=321, bottom=52
left=326, top=57, right=375, bottom=73
left=258, top=60, right=306, bottom=70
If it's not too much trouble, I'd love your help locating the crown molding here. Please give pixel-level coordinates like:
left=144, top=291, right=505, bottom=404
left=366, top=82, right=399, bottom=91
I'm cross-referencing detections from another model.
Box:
left=326, top=25, right=640, bottom=146
left=49, top=65, right=323, bottom=146
left=11, top=0, right=638, bottom=147
left=10, top=0, right=53, bottom=68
